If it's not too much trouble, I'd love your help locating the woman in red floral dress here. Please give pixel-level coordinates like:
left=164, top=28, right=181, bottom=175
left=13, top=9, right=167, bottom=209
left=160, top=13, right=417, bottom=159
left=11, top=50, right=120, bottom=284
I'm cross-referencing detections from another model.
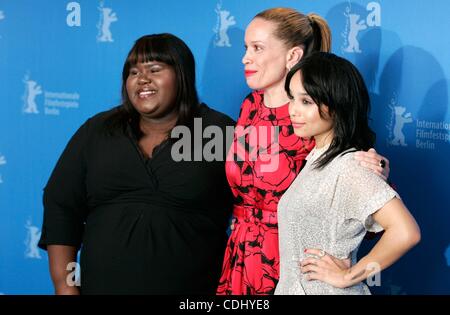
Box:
left=217, top=8, right=391, bottom=295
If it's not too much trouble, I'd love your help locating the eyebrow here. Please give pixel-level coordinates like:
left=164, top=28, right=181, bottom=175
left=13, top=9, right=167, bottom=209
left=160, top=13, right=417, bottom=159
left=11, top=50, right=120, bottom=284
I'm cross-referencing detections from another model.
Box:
left=142, top=62, right=164, bottom=66
left=129, top=62, right=165, bottom=71
left=134, top=62, right=166, bottom=69
left=244, top=40, right=265, bottom=46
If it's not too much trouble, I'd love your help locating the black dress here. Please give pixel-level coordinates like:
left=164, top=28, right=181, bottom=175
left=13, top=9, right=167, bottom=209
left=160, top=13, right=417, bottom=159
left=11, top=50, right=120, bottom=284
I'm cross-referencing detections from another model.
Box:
left=38, top=104, right=235, bottom=294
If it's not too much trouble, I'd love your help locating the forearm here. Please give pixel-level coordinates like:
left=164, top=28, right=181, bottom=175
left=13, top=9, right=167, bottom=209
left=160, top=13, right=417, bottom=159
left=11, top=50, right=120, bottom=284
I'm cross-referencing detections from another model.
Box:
left=344, top=227, right=420, bottom=287
left=47, top=245, right=80, bottom=294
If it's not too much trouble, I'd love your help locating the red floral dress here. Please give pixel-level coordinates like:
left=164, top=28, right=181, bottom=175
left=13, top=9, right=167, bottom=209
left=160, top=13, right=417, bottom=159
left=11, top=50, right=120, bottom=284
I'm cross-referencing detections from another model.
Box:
left=217, top=91, right=315, bottom=295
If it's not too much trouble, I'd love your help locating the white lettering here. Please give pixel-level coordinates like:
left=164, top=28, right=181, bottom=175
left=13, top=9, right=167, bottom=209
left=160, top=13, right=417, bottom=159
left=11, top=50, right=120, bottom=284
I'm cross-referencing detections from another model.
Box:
left=366, top=2, right=381, bottom=27
left=66, top=2, right=81, bottom=27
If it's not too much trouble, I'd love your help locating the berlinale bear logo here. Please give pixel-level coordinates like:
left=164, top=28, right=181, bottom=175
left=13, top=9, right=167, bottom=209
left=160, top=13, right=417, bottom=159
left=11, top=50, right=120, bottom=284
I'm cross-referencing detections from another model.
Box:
left=389, top=104, right=413, bottom=147
left=24, top=219, right=42, bottom=259
left=342, top=2, right=381, bottom=54
left=214, top=3, right=236, bottom=47
left=22, top=75, right=42, bottom=114
left=97, top=3, right=117, bottom=42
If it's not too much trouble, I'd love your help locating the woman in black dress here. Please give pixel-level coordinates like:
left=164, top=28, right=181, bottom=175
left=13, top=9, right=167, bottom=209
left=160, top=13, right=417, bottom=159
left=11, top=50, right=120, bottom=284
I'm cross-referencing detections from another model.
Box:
left=38, top=33, right=235, bottom=294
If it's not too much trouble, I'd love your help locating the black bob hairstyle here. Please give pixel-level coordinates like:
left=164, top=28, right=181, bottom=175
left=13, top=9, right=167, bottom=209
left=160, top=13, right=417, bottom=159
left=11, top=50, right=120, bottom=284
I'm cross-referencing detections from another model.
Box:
left=285, top=52, right=376, bottom=169
left=106, top=33, right=200, bottom=137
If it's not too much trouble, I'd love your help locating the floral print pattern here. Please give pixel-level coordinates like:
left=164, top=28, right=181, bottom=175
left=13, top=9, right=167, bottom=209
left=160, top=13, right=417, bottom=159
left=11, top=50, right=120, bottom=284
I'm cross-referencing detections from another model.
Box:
left=217, top=91, right=314, bottom=295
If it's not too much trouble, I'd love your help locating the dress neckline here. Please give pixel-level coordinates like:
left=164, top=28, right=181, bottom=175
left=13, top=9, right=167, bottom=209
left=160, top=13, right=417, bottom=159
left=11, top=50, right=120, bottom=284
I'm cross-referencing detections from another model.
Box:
left=261, top=100, right=289, bottom=110
left=257, top=90, right=289, bottom=110
left=306, top=143, right=330, bottom=162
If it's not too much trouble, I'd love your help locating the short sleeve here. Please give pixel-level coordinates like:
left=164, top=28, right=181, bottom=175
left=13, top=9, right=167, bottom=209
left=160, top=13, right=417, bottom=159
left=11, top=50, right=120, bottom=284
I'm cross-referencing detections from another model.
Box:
left=38, top=119, right=91, bottom=250
left=337, top=154, right=400, bottom=233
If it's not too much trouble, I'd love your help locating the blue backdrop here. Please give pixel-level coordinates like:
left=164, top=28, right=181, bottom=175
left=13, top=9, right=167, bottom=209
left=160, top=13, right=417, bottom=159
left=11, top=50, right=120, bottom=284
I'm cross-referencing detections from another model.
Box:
left=0, top=0, right=449, bottom=294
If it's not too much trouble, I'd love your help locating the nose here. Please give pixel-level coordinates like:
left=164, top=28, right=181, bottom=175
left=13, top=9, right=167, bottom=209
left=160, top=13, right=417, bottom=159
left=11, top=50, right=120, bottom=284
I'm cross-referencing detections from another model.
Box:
left=242, top=50, right=251, bottom=65
left=289, top=102, right=300, bottom=118
left=138, top=72, right=151, bottom=84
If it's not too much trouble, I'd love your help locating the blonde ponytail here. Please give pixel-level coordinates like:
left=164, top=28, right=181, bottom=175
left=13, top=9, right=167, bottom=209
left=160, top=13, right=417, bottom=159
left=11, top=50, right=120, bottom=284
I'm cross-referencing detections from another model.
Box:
left=307, top=13, right=332, bottom=53
left=255, top=8, right=332, bottom=58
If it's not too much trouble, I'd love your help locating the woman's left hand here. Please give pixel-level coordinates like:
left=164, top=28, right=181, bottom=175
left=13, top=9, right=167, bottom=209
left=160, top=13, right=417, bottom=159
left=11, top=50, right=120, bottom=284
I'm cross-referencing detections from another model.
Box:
left=354, top=148, right=390, bottom=181
left=300, top=248, right=352, bottom=289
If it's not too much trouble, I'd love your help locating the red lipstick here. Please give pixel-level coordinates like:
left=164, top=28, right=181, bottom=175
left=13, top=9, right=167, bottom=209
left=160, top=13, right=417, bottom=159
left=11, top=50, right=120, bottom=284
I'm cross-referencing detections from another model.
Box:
left=245, top=70, right=257, bottom=77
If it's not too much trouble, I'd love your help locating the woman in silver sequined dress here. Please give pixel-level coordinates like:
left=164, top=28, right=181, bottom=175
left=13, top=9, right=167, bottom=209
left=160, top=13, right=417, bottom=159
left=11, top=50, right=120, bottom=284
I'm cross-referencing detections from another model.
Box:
left=275, top=52, right=420, bottom=295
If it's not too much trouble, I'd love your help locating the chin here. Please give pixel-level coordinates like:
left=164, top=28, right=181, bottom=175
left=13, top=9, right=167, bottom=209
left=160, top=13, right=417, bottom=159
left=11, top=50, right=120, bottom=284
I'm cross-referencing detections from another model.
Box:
left=138, top=103, right=158, bottom=112
left=294, top=131, right=310, bottom=138
left=245, top=79, right=262, bottom=90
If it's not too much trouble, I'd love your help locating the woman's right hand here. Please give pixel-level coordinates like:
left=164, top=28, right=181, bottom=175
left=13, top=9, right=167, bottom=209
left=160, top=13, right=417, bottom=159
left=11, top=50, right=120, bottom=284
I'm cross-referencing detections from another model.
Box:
left=300, top=249, right=352, bottom=288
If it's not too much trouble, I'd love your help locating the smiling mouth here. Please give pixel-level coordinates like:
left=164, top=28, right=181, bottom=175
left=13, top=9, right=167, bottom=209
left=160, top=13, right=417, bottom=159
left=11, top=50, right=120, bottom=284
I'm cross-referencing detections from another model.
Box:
left=138, top=90, right=156, bottom=98
left=245, top=70, right=257, bottom=77
left=291, top=122, right=306, bottom=128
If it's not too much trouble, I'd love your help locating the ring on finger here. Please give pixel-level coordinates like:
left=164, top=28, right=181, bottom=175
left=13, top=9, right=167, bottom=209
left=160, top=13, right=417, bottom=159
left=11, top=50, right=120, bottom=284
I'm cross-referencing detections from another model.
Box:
left=318, top=249, right=326, bottom=258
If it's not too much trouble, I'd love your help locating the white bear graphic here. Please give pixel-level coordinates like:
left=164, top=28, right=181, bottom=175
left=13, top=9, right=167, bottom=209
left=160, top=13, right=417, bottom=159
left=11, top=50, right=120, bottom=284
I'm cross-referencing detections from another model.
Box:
left=214, top=5, right=236, bottom=47
left=390, top=106, right=413, bottom=146
left=25, top=220, right=42, bottom=259
left=23, top=77, right=42, bottom=114
left=97, top=6, right=117, bottom=42
left=344, top=14, right=367, bottom=53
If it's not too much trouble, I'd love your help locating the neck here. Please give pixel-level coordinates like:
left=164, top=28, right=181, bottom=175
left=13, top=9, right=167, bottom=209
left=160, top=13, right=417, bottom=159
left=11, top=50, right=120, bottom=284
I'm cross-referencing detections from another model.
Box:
left=140, top=110, right=178, bottom=135
left=263, top=80, right=290, bottom=108
left=314, top=131, right=334, bottom=149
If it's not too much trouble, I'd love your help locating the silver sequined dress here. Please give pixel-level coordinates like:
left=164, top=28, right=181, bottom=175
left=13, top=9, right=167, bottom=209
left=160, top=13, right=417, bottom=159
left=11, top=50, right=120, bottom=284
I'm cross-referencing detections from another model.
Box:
left=275, top=146, right=399, bottom=295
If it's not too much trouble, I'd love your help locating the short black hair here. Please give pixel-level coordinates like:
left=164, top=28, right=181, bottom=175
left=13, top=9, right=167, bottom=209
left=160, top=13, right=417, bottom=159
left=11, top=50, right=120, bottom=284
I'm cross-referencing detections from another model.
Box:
left=285, top=52, right=375, bottom=169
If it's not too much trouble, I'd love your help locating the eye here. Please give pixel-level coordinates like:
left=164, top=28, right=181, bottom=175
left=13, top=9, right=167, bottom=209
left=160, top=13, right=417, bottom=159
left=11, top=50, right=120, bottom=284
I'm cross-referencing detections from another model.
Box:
left=129, top=68, right=139, bottom=76
left=254, top=45, right=263, bottom=52
left=302, top=98, right=314, bottom=105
